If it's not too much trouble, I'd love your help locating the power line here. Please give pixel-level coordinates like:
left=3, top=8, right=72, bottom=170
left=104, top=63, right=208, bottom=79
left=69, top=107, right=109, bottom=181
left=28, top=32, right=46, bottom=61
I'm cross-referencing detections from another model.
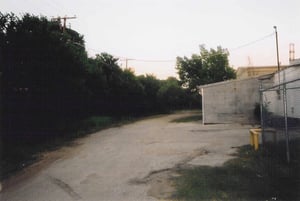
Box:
left=87, top=47, right=175, bottom=63
left=87, top=32, right=276, bottom=63
left=229, top=32, right=275, bottom=52
left=121, top=58, right=175, bottom=63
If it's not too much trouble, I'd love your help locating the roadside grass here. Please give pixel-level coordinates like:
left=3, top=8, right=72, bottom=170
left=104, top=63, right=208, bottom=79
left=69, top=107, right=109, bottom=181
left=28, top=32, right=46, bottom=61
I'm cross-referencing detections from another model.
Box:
left=173, top=139, right=300, bottom=201
left=0, top=115, right=132, bottom=181
left=171, top=114, right=202, bottom=123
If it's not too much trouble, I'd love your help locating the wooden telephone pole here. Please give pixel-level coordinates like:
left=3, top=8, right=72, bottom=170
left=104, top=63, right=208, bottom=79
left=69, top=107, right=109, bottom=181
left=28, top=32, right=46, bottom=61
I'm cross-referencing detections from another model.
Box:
left=51, top=16, right=76, bottom=32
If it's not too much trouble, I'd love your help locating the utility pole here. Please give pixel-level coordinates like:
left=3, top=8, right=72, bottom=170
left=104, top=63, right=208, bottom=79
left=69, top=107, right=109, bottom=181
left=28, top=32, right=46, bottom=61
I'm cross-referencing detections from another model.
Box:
left=51, top=16, right=76, bottom=33
left=274, top=26, right=280, bottom=77
left=274, top=26, right=281, bottom=98
left=125, top=58, right=134, bottom=69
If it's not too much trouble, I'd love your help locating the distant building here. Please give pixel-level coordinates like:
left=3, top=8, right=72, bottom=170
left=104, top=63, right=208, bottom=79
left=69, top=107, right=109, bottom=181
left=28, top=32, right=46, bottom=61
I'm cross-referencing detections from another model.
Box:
left=236, top=65, right=288, bottom=80
left=289, top=58, right=300, bottom=67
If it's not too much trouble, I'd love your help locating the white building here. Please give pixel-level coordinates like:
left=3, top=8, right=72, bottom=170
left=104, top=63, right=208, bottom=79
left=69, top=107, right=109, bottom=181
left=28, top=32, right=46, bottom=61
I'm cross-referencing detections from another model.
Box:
left=264, top=59, right=300, bottom=119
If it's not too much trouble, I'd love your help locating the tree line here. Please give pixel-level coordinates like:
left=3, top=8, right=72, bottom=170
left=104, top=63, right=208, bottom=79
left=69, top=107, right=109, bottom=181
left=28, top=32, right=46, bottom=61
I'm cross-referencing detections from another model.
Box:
left=0, top=13, right=202, bottom=138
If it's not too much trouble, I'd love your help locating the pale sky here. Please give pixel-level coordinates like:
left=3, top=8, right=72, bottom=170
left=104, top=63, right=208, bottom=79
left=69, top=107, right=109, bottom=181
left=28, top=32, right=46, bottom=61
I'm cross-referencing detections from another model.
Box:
left=2, top=0, right=300, bottom=79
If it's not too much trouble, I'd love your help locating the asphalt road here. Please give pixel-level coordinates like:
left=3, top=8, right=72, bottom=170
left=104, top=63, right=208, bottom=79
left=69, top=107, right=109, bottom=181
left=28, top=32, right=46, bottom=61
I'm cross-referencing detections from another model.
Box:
left=0, top=111, right=252, bottom=201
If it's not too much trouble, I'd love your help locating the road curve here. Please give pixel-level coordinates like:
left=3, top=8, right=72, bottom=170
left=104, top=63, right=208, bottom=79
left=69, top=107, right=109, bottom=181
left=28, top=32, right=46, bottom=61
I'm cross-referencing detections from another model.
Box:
left=0, top=111, right=251, bottom=201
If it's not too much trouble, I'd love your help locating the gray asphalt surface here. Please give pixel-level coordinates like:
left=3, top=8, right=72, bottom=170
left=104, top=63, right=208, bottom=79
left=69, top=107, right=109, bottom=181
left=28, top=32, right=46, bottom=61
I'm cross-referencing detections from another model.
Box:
left=0, top=111, right=252, bottom=201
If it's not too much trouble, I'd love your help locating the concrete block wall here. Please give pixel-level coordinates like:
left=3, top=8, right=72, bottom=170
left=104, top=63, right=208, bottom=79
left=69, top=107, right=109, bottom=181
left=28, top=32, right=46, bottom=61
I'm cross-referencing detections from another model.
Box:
left=201, top=78, right=260, bottom=124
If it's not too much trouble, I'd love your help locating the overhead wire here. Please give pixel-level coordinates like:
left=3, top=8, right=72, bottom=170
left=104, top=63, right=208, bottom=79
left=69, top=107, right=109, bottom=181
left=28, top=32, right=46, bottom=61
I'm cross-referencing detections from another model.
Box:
left=121, top=59, right=175, bottom=63
left=229, top=32, right=275, bottom=52
left=85, top=31, right=277, bottom=63
left=87, top=47, right=175, bottom=63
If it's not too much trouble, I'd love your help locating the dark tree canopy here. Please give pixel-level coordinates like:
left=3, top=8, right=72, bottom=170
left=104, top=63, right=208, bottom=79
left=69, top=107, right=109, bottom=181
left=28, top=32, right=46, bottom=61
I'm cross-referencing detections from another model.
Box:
left=0, top=12, right=201, bottom=138
left=176, top=45, right=236, bottom=92
left=1, top=13, right=88, bottom=118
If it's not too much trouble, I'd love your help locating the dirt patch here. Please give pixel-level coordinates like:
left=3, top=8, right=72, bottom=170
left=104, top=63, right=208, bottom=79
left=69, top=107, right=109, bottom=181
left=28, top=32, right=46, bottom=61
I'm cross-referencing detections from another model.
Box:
left=147, top=170, right=178, bottom=199
left=129, top=148, right=209, bottom=199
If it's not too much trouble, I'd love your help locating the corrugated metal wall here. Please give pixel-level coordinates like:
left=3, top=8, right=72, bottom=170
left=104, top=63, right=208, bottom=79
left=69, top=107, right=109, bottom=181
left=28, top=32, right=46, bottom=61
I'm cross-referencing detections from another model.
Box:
left=266, top=66, right=300, bottom=118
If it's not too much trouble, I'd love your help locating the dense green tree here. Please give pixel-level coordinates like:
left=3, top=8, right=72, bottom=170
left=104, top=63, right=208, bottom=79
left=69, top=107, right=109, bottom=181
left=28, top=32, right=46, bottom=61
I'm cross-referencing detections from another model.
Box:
left=1, top=13, right=88, bottom=135
left=0, top=12, right=203, bottom=138
left=176, top=45, right=236, bottom=92
left=85, top=53, right=145, bottom=115
left=118, top=69, right=145, bottom=114
left=157, top=77, right=186, bottom=110
left=137, top=74, right=161, bottom=112
left=94, top=53, right=121, bottom=85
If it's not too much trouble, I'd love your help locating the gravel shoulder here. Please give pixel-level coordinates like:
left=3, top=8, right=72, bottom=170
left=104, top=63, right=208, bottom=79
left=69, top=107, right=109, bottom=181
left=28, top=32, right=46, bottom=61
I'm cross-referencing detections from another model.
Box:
left=0, top=111, right=253, bottom=201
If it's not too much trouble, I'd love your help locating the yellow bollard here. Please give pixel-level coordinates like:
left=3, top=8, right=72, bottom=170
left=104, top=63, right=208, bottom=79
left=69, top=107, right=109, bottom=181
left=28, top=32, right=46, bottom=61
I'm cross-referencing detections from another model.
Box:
left=250, top=128, right=277, bottom=150
left=250, top=130, right=254, bottom=146
left=249, top=129, right=261, bottom=151
left=253, top=132, right=259, bottom=150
